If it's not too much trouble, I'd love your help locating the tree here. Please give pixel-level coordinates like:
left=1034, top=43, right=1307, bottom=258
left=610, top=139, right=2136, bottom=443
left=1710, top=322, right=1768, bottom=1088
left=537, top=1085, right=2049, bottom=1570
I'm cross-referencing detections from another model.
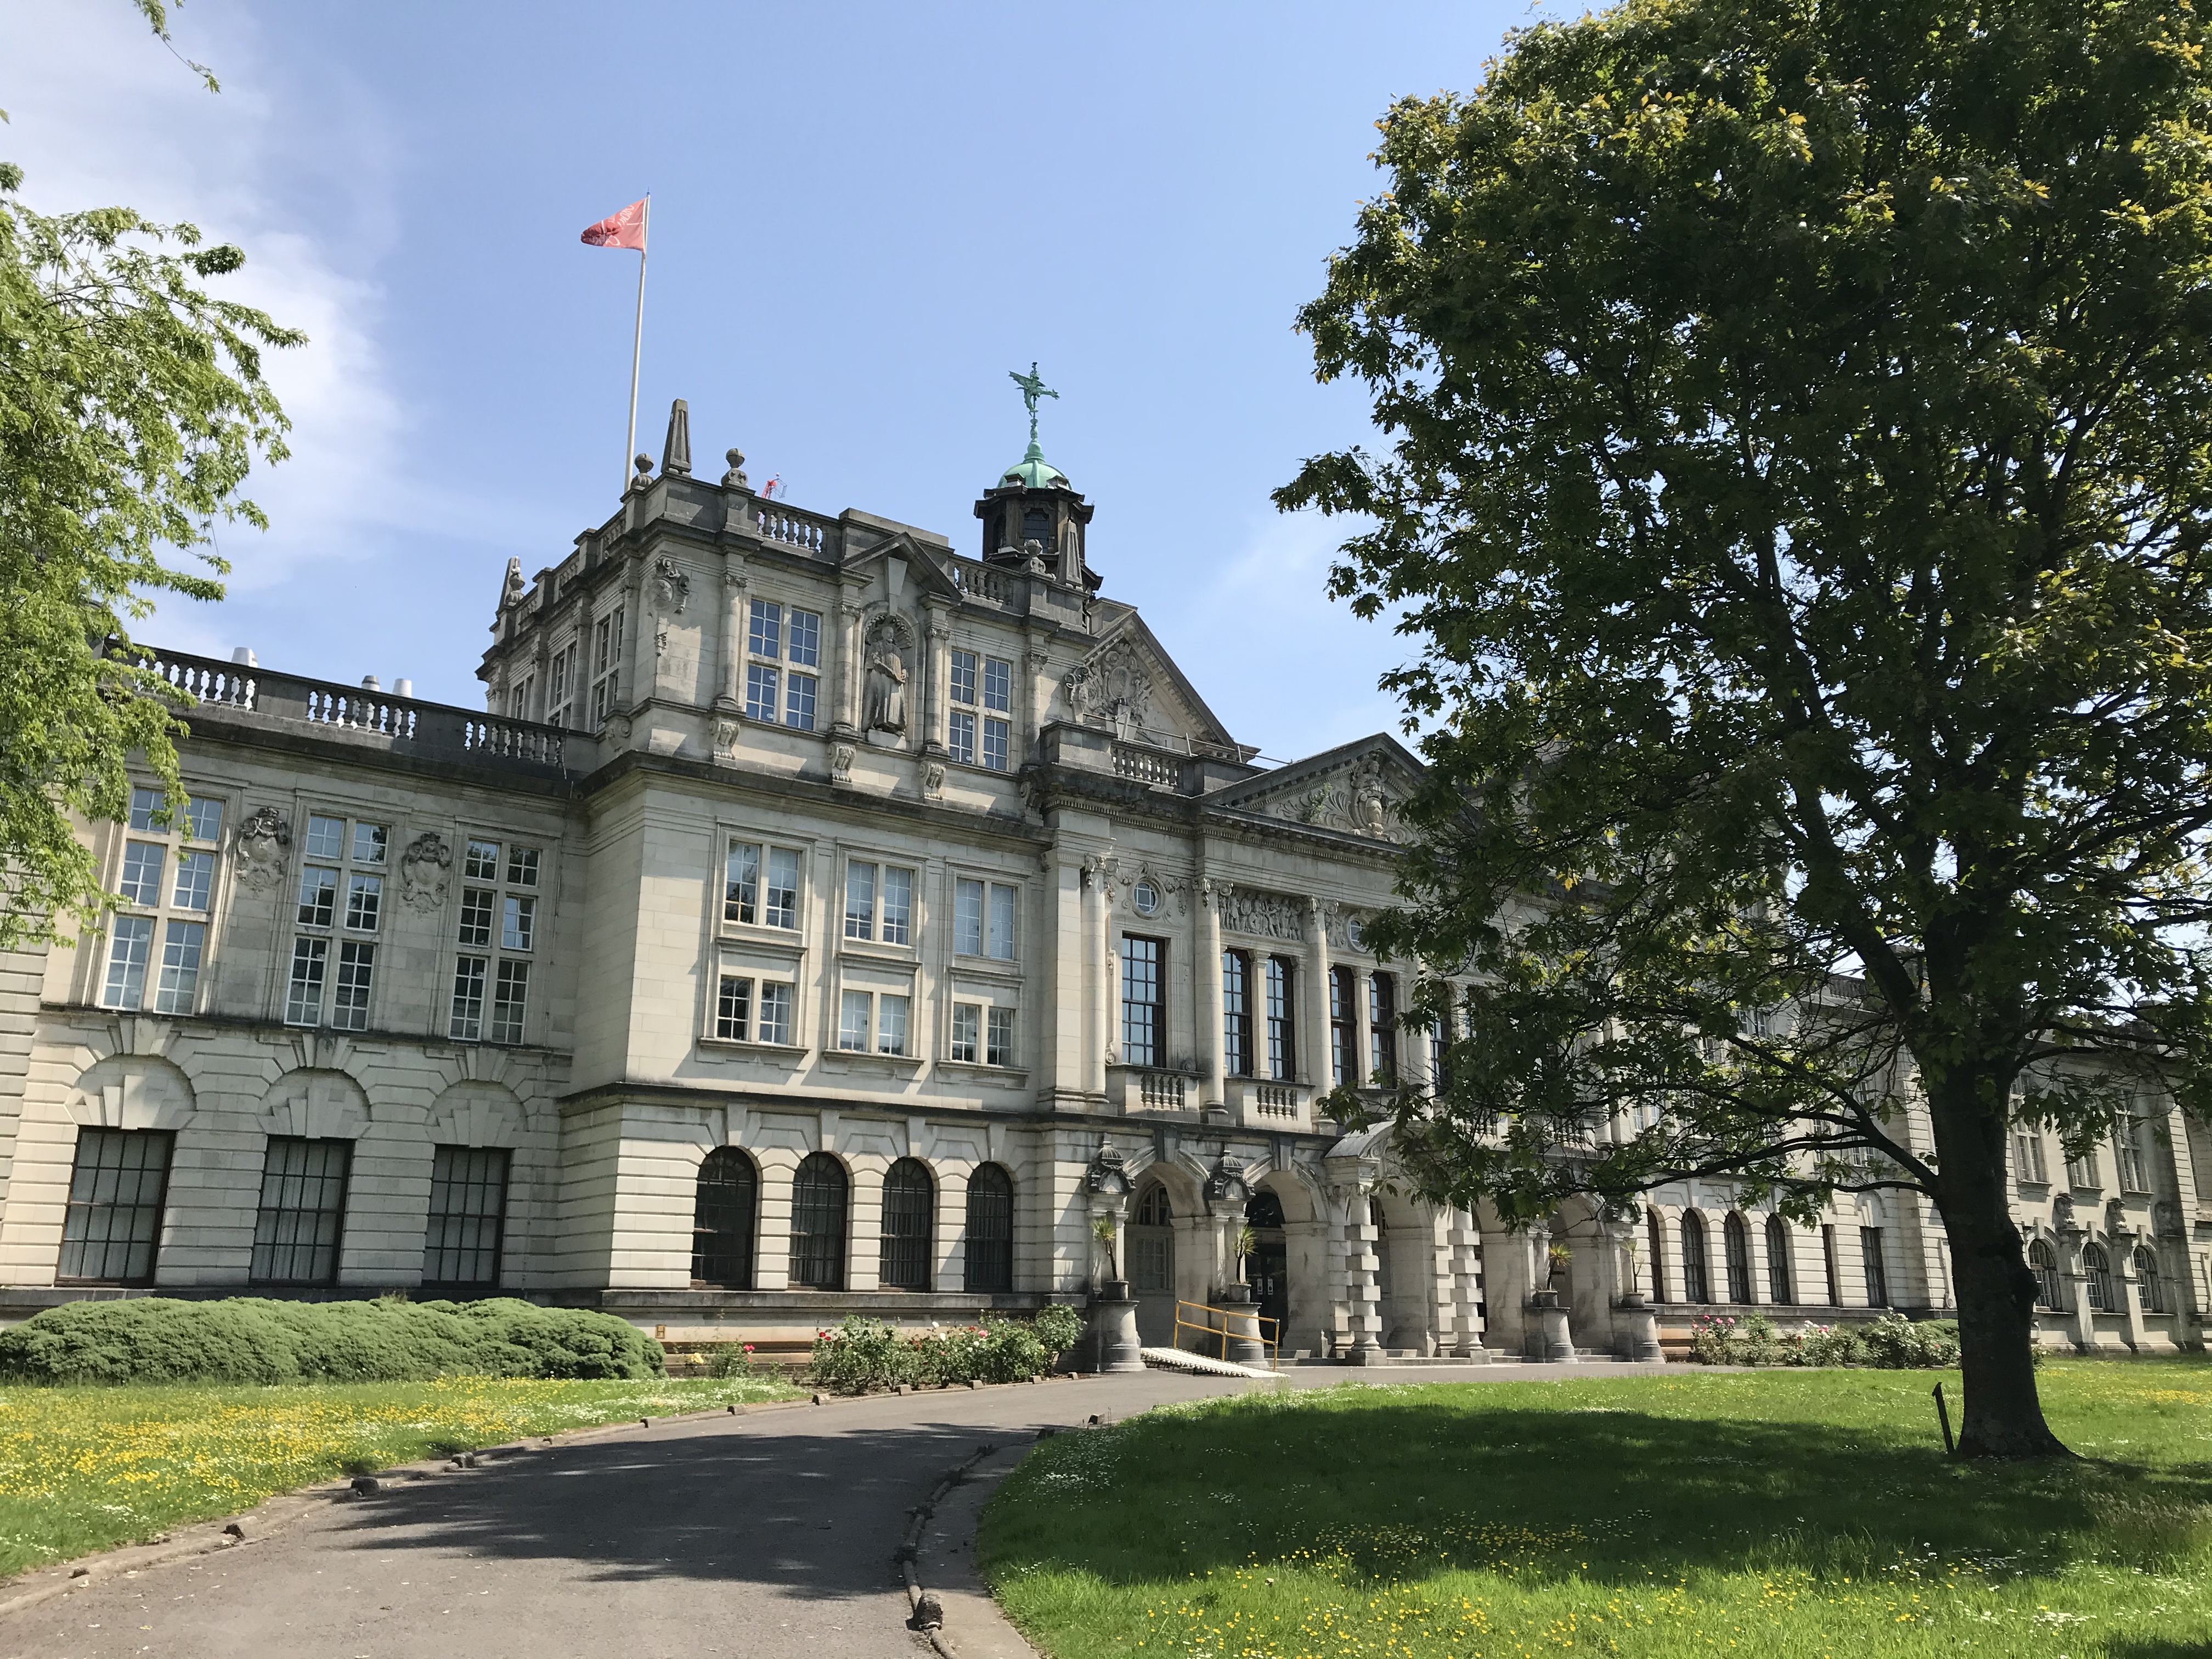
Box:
left=1, top=3, right=299, bottom=948
left=1279, top=0, right=2212, bottom=1459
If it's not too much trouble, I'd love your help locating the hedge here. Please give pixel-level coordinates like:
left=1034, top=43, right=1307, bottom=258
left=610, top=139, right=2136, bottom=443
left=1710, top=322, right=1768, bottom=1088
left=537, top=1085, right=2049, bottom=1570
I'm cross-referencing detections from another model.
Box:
left=0, top=1297, right=665, bottom=1385
left=809, top=1307, right=1086, bottom=1395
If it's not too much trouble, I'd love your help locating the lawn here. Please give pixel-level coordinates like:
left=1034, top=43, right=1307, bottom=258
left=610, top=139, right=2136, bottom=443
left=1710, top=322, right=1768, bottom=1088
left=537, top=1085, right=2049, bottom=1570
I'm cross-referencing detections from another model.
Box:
left=0, top=1369, right=802, bottom=1578
left=979, top=1361, right=2212, bottom=1658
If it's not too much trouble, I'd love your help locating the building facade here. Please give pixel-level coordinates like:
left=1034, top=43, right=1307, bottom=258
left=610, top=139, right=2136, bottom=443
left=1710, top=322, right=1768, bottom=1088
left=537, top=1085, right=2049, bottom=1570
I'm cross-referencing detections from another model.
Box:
left=2, top=405, right=2206, bottom=1359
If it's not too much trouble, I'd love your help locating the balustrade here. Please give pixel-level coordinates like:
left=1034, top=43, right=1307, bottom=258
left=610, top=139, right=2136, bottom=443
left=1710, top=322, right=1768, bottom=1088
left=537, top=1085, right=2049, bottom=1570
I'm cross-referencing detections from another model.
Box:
left=1111, top=745, right=1181, bottom=787
left=754, top=506, right=834, bottom=555
left=949, top=556, right=1010, bottom=605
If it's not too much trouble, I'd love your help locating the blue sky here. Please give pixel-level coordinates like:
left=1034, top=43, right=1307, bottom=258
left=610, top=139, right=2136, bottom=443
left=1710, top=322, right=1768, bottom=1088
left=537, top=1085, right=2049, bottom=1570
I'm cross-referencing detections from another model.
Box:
left=3, top=2, right=1525, bottom=763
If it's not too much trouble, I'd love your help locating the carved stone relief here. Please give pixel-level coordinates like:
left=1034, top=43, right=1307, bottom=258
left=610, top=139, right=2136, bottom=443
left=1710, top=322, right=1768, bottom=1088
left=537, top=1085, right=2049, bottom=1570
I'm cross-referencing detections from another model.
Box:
left=400, top=832, right=452, bottom=911
left=652, top=557, right=689, bottom=614
left=1322, top=902, right=1372, bottom=952
left=922, top=761, right=946, bottom=800
left=233, top=806, right=290, bottom=891
left=1257, top=751, right=1414, bottom=844
left=713, top=718, right=741, bottom=758
left=1217, top=885, right=1306, bottom=943
left=1063, top=635, right=1152, bottom=731
left=830, top=742, right=856, bottom=786
left=1121, top=862, right=1189, bottom=918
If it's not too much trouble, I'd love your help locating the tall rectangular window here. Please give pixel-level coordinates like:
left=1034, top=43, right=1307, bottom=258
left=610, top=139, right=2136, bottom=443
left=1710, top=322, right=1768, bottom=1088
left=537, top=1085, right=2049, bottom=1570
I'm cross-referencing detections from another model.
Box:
left=725, top=841, right=760, bottom=923
left=1222, top=950, right=1253, bottom=1077
left=785, top=672, right=817, bottom=730
left=989, top=883, right=1017, bottom=960
left=57, top=1127, right=172, bottom=1284
left=288, top=811, right=387, bottom=1029
left=546, top=642, right=575, bottom=729
left=1429, top=985, right=1454, bottom=1093
left=748, top=599, right=783, bottom=659
left=747, top=599, right=817, bottom=729
left=948, top=709, right=977, bottom=766
left=950, top=648, right=1014, bottom=770
left=951, top=1001, right=981, bottom=1063
left=845, top=862, right=877, bottom=941
left=2012, top=1126, right=2048, bottom=1183
left=451, top=835, right=541, bottom=1042
left=154, top=921, right=206, bottom=1015
left=423, top=1146, right=509, bottom=1288
left=788, top=608, right=821, bottom=667
left=104, top=787, right=223, bottom=1015
left=490, top=961, right=530, bottom=1044
left=1368, top=973, right=1398, bottom=1085
left=878, top=994, right=910, bottom=1056
left=103, top=915, right=154, bottom=1010
left=2065, top=1147, right=2101, bottom=1188
left=1265, top=957, right=1295, bottom=1081
left=332, top=940, right=375, bottom=1031
left=986, top=1006, right=1015, bottom=1068
left=1122, top=936, right=1164, bottom=1068
left=250, top=1136, right=351, bottom=1285
left=1822, top=1223, right=1842, bottom=1305
left=837, top=857, right=916, bottom=948
left=766, top=848, right=800, bottom=929
left=839, top=989, right=872, bottom=1052
left=758, top=981, right=794, bottom=1046
left=589, top=605, right=624, bottom=725
left=1859, top=1227, right=1889, bottom=1307
left=715, top=973, right=753, bottom=1041
left=1330, top=966, right=1356, bottom=1087
left=955, top=878, right=1017, bottom=959
left=746, top=662, right=780, bottom=724
left=2114, top=1111, right=2153, bottom=1192
left=285, top=936, right=328, bottom=1026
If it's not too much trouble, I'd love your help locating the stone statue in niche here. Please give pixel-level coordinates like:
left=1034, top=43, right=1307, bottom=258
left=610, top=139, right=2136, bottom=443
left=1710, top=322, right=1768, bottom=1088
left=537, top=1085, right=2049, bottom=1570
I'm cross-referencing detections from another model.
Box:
left=862, top=614, right=910, bottom=735
left=400, top=832, right=451, bottom=910
left=233, top=806, right=290, bottom=891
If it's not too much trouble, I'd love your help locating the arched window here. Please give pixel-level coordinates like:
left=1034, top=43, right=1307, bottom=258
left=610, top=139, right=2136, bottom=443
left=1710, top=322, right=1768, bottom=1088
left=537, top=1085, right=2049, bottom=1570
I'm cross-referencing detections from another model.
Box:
left=1680, top=1212, right=1712, bottom=1304
left=2134, top=1244, right=2166, bottom=1314
left=879, top=1159, right=934, bottom=1291
left=790, top=1153, right=848, bottom=1290
left=1130, top=1179, right=1172, bottom=1294
left=1764, top=1215, right=1793, bottom=1304
left=1645, top=1207, right=1668, bottom=1302
left=2028, top=1237, right=2064, bottom=1310
left=2083, top=1242, right=2113, bottom=1313
left=964, top=1164, right=1014, bottom=1294
left=1723, top=1212, right=1753, bottom=1304
left=691, top=1148, right=758, bottom=1289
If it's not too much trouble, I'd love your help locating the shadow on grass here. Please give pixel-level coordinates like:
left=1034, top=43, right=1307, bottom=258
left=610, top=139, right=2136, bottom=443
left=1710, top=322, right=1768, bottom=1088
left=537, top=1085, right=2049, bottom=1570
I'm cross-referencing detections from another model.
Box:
left=981, top=1389, right=2212, bottom=1592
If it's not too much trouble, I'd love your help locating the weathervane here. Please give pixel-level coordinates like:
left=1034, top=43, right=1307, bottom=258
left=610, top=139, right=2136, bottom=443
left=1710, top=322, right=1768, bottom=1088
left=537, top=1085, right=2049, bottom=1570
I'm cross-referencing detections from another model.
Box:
left=1008, top=360, right=1058, bottom=447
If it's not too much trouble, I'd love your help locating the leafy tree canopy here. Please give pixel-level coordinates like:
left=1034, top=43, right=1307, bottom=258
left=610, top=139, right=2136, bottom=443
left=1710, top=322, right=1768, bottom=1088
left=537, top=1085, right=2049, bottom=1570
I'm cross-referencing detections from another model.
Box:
left=1, top=3, right=298, bottom=947
left=1280, top=0, right=2212, bottom=1456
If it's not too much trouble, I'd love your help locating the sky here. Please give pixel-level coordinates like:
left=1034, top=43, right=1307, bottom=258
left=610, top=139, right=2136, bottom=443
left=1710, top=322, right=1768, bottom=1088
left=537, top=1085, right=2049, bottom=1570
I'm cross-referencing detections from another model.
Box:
left=1, top=1, right=1528, bottom=763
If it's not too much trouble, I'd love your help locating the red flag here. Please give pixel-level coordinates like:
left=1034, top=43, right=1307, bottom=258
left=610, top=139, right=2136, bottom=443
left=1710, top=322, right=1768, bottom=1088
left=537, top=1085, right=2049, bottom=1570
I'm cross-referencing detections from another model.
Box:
left=580, top=198, right=647, bottom=250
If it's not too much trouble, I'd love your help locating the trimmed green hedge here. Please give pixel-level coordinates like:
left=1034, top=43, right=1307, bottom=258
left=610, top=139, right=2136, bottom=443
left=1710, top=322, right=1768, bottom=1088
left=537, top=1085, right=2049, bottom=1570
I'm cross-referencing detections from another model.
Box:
left=0, top=1297, right=665, bottom=1385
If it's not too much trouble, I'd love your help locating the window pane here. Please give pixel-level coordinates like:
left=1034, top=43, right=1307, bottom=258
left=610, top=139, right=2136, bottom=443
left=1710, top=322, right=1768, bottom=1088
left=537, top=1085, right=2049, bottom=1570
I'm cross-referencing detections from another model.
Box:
left=839, top=990, right=871, bottom=1051
left=748, top=598, right=782, bottom=658
left=947, top=710, right=976, bottom=766
left=185, top=797, right=223, bottom=842
left=424, top=1145, right=509, bottom=1287
left=297, top=866, right=337, bottom=928
left=844, top=862, right=876, bottom=941
left=725, top=842, right=759, bottom=924
left=458, top=888, right=494, bottom=947
left=172, top=849, right=216, bottom=912
left=765, top=849, right=800, bottom=928
left=1222, top=951, right=1252, bottom=1077
left=58, top=1127, right=172, bottom=1283
left=788, top=609, right=821, bottom=667
left=507, top=845, right=540, bottom=888
left=785, top=672, right=817, bottom=730
left=951, top=1002, right=979, bottom=1063
left=119, top=842, right=165, bottom=906
left=103, top=915, right=154, bottom=1009
left=153, top=921, right=205, bottom=1014
left=250, top=1136, right=351, bottom=1285
left=988, top=884, right=1017, bottom=960
left=332, top=940, right=375, bottom=1031
left=964, top=1164, right=1014, bottom=1294
left=878, top=994, right=909, bottom=1056
left=955, top=878, right=983, bottom=956
left=746, top=663, right=779, bottom=723
left=692, top=1148, right=758, bottom=1288
left=346, top=873, right=382, bottom=933
left=1265, top=957, right=1295, bottom=1080
left=987, top=1007, right=1015, bottom=1068
left=285, top=935, right=328, bottom=1025
left=758, top=981, right=793, bottom=1045
left=503, top=893, right=536, bottom=951
left=950, top=650, right=977, bottom=706
left=490, top=960, right=529, bottom=1043
left=450, top=955, right=487, bottom=1040
left=982, top=717, right=1010, bottom=772
left=881, top=866, right=912, bottom=946
left=982, top=656, right=1011, bottom=713
left=352, top=822, right=388, bottom=865
left=879, top=1159, right=933, bottom=1290
left=464, top=839, right=500, bottom=881
left=301, top=815, right=341, bottom=860
left=127, top=787, right=162, bottom=831
left=715, top=974, right=752, bottom=1041
left=1122, top=936, right=1162, bottom=1066
left=789, top=1153, right=848, bottom=1290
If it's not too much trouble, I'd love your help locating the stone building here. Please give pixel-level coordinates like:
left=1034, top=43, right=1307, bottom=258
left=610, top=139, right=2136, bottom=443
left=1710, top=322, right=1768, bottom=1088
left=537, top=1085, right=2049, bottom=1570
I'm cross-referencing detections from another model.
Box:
left=0, top=402, right=2205, bottom=1360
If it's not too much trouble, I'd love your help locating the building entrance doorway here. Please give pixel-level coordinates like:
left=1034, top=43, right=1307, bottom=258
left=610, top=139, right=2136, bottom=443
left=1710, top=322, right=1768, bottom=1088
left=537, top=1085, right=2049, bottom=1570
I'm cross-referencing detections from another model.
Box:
left=1246, top=1188, right=1289, bottom=1336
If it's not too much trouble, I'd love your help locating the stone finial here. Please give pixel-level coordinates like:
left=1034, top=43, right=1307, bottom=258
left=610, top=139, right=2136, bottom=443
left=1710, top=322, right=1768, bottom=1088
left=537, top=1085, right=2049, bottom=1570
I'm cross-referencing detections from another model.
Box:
left=500, top=556, right=526, bottom=610
left=662, top=398, right=691, bottom=476
left=630, top=453, right=653, bottom=492
left=721, top=447, right=749, bottom=489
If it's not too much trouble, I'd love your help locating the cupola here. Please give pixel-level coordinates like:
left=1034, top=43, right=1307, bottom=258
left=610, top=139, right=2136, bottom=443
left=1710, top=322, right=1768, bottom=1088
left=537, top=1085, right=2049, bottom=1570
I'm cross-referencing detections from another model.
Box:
left=974, top=362, right=1099, bottom=591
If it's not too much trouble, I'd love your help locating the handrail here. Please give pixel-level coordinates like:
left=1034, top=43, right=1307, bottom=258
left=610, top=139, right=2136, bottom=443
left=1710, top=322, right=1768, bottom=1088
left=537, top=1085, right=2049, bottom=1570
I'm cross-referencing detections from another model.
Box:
left=1172, top=1297, right=1280, bottom=1370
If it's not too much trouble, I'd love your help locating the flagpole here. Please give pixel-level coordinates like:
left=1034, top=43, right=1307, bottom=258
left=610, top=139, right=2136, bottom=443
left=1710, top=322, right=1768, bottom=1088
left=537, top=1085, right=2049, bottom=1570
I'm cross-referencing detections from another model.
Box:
left=623, top=196, right=649, bottom=495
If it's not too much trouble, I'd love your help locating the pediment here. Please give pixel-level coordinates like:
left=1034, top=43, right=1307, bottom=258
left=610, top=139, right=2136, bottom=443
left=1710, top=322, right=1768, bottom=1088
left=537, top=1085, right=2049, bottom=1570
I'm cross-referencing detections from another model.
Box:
left=1207, top=733, right=1425, bottom=844
left=839, top=527, right=965, bottom=602
left=1058, top=616, right=1244, bottom=754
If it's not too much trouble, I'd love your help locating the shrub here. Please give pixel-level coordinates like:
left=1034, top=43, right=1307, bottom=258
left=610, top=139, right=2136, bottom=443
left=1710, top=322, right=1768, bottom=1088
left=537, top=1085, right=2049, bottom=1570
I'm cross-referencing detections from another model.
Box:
left=1032, top=1303, right=1084, bottom=1358
left=0, top=1296, right=664, bottom=1385
left=979, top=1317, right=1048, bottom=1383
left=1863, top=1311, right=1960, bottom=1369
left=1798, top=1323, right=1871, bottom=1367
left=706, top=1341, right=761, bottom=1380
left=809, top=1309, right=1085, bottom=1394
left=809, top=1316, right=912, bottom=1394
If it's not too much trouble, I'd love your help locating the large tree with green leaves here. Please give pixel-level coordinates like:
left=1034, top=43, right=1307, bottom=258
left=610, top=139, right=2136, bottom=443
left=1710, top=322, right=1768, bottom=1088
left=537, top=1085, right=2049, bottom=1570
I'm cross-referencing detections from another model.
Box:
left=1281, top=0, right=2212, bottom=1458
left=1, top=2, right=299, bottom=948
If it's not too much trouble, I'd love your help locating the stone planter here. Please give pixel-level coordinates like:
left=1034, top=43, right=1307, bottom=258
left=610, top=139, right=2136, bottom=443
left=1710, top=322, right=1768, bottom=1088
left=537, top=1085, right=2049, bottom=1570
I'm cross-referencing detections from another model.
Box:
left=1613, top=1293, right=1663, bottom=1362
left=1088, top=1287, right=1144, bottom=1373
left=1218, top=1284, right=1267, bottom=1367
left=1526, top=1289, right=1577, bottom=1362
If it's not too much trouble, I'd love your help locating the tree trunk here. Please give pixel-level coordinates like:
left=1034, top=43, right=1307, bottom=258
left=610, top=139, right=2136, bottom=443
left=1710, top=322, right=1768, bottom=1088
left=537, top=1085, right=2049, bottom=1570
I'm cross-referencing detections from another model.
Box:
left=1924, top=1073, right=2071, bottom=1459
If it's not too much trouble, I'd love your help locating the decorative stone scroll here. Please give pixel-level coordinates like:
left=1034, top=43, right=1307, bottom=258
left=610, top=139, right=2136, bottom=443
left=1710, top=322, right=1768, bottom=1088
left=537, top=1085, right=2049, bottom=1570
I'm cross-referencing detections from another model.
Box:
left=1217, top=885, right=1306, bottom=943
left=1063, top=635, right=1152, bottom=730
left=400, top=832, right=452, bottom=911
left=652, top=557, right=689, bottom=614
left=233, top=806, right=289, bottom=891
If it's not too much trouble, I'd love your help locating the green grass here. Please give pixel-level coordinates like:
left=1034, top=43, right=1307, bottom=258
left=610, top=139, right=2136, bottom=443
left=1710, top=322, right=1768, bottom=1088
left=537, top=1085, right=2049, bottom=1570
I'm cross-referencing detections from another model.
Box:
left=979, top=1361, right=2212, bottom=1658
left=0, top=1369, right=802, bottom=1578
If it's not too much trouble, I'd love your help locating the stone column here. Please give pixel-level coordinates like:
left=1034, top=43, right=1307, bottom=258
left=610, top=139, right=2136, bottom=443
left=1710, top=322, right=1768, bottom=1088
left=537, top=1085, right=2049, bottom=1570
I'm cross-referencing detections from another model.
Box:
left=1024, top=639, right=1051, bottom=766
left=1081, top=859, right=1108, bottom=1098
left=833, top=578, right=866, bottom=737
left=2058, top=1217, right=2096, bottom=1351
left=716, top=556, right=748, bottom=711
left=921, top=597, right=950, bottom=755
left=1443, top=1206, right=1487, bottom=1358
left=755, top=1159, right=794, bottom=1291
left=1307, top=900, right=1334, bottom=1091
left=623, top=555, right=653, bottom=713
left=2117, top=1229, right=2149, bottom=1351
left=1327, top=1170, right=1383, bottom=1362
left=1199, top=880, right=1226, bottom=1110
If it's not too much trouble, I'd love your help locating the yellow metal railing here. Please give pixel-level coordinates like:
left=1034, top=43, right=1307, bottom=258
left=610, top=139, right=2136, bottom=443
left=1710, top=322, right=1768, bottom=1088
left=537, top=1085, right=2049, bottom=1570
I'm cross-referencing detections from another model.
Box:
left=1173, top=1298, right=1282, bottom=1369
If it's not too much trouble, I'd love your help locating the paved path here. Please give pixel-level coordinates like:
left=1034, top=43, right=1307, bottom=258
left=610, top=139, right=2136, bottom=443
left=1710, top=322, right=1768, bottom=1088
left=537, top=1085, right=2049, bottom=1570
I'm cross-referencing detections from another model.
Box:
left=2, top=1362, right=1660, bottom=1659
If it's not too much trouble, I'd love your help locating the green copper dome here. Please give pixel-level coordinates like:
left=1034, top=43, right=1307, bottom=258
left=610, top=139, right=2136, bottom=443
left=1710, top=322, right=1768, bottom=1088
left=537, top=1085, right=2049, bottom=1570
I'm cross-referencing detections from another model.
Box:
left=1000, top=437, right=1067, bottom=490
